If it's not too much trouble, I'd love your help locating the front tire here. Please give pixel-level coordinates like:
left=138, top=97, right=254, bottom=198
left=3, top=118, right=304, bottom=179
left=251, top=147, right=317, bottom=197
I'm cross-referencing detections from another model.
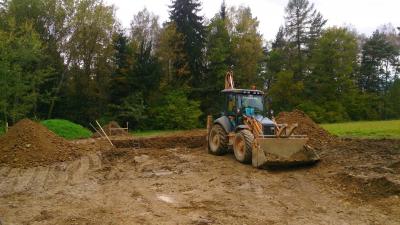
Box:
left=208, top=124, right=228, bottom=155
left=233, top=129, right=254, bottom=164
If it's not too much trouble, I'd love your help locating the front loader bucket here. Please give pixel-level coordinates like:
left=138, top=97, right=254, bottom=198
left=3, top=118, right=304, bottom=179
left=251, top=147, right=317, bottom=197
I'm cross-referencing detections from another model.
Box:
left=252, top=137, right=320, bottom=168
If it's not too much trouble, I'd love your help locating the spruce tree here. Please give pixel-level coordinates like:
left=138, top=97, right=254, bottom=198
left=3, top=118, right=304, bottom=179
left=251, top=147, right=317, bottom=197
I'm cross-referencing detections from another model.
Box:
left=109, top=31, right=132, bottom=107
left=220, top=0, right=226, bottom=20
left=284, top=0, right=327, bottom=80
left=169, top=0, right=206, bottom=88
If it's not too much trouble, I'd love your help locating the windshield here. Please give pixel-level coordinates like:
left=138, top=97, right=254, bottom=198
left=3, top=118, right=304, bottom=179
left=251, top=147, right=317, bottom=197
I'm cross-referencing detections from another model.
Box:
left=239, top=94, right=264, bottom=112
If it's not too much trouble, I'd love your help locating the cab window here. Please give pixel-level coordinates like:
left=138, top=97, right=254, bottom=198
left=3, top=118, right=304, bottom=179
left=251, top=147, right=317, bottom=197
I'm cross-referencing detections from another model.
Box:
left=226, top=94, right=236, bottom=114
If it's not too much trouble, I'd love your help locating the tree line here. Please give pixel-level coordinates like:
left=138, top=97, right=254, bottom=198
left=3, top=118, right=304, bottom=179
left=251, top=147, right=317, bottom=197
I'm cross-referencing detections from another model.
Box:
left=0, top=0, right=399, bottom=130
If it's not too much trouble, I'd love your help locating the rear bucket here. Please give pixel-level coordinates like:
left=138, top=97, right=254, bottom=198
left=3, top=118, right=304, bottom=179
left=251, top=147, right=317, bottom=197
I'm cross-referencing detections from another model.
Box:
left=252, top=137, right=320, bottom=168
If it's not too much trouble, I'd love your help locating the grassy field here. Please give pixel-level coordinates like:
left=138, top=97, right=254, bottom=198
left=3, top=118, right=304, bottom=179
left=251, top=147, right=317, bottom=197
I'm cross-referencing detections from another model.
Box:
left=41, top=119, right=92, bottom=140
left=321, top=120, right=400, bottom=139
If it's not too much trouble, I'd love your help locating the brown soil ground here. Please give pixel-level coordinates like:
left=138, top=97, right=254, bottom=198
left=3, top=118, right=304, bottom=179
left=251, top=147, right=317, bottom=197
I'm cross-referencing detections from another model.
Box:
left=0, top=113, right=399, bottom=224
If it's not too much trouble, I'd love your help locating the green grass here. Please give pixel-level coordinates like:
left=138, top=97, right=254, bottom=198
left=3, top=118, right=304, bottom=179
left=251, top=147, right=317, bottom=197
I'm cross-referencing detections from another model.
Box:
left=321, top=120, right=400, bottom=139
left=41, top=119, right=92, bottom=140
left=131, top=130, right=184, bottom=138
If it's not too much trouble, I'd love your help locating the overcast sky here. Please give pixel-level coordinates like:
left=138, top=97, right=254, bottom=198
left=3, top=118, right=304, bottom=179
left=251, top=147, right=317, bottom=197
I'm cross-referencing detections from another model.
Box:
left=105, top=0, right=400, bottom=40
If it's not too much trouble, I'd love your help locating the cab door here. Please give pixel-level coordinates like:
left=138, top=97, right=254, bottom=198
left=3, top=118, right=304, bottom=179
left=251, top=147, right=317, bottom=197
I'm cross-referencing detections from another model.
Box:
left=225, top=93, right=238, bottom=128
left=225, top=93, right=236, bottom=116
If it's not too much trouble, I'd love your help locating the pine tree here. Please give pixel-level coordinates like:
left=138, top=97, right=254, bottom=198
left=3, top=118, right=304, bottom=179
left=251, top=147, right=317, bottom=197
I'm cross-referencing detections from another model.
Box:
left=169, top=0, right=206, bottom=88
left=220, top=0, right=226, bottom=20
left=109, top=31, right=132, bottom=107
left=359, top=30, right=399, bottom=94
left=284, top=0, right=327, bottom=80
left=272, top=26, right=286, bottom=49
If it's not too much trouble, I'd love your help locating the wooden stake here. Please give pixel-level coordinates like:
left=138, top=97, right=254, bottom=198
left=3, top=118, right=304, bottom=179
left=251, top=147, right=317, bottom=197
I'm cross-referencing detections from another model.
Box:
left=89, top=123, right=103, bottom=138
left=5, top=122, right=8, bottom=133
left=95, top=120, right=114, bottom=146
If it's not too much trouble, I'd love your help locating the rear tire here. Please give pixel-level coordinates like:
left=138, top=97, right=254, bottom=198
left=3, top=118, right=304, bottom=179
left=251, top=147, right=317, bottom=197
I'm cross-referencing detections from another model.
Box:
left=233, top=129, right=254, bottom=164
left=208, top=124, right=228, bottom=155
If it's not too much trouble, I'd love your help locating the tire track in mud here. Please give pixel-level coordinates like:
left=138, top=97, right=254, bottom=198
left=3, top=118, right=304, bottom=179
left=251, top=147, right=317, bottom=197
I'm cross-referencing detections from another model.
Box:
left=29, top=167, right=50, bottom=192
left=71, top=156, right=90, bottom=185
left=0, top=168, right=20, bottom=196
left=0, top=166, right=11, bottom=177
left=14, top=167, right=36, bottom=193
left=0, top=151, right=104, bottom=197
left=88, top=152, right=102, bottom=170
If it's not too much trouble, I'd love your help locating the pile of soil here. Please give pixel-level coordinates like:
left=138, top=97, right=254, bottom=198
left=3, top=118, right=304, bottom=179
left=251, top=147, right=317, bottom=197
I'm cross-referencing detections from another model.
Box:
left=0, top=119, right=81, bottom=167
left=112, top=130, right=207, bottom=149
left=92, top=121, right=129, bottom=138
left=275, top=110, right=337, bottom=148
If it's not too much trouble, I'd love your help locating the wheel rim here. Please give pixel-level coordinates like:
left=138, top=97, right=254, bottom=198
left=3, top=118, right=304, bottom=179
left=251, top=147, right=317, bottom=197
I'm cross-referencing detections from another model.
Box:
left=209, top=129, right=220, bottom=151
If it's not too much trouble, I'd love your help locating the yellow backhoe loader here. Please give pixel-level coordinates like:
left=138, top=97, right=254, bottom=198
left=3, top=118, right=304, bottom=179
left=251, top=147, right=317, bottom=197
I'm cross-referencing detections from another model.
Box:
left=206, top=70, right=319, bottom=168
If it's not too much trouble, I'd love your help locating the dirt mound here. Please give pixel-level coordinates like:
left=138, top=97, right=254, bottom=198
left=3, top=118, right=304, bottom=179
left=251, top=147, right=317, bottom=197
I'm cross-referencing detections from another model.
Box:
left=137, top=134, right=206, bottom=149
left=112, top=130, right=207, bottom=149
left=336, top=172, right=400, bottom=199
left=92, top=121, right=129, bottom=137
left=276, top=110, right=337, bottom=148
left=0, top=119, right=81, bottom=167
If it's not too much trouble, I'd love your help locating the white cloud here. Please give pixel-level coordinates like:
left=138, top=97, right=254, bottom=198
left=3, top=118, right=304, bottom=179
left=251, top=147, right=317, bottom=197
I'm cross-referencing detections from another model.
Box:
left=106, top=0, right=400, bottom=40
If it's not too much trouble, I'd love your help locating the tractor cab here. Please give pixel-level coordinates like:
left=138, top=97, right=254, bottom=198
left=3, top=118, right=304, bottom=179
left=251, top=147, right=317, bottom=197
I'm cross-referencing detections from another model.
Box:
left=221, top=88, right=275, bottom=135
left=222, top=89, right=264, bottom=117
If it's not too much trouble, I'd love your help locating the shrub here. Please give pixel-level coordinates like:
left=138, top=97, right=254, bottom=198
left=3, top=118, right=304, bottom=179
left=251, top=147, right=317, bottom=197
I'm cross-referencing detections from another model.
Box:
left=108, top=93, right=147, bottom=128
left=41, top=119, right=92, bottom=140
left=151, top=90, right=202, bottom=130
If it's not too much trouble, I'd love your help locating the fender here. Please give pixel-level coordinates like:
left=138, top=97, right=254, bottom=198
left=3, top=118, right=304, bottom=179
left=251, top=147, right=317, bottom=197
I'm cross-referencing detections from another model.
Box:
left=214, top=116, right=234, bottom=133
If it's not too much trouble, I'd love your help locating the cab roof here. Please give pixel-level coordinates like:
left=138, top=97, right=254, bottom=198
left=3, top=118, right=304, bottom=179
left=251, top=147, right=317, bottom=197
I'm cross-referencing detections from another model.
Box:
left=221, top=88, right=264, bottom=95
